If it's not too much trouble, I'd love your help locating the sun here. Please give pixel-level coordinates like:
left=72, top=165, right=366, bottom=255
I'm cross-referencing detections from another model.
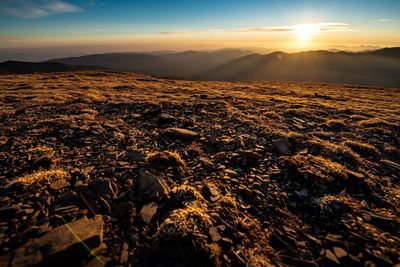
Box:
left=296, top=23, right=317, bottom=42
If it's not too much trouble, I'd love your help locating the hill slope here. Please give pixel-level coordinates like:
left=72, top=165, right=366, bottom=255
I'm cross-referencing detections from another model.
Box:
left=0, top=60, right=102, bottom=74
left=0, top=71, right=399, bottom=266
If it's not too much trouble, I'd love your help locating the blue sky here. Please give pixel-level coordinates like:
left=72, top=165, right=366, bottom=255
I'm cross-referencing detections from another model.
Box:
left=0, top=0, right=399, bottom=60
left=1, top=1, right=399, bottom=33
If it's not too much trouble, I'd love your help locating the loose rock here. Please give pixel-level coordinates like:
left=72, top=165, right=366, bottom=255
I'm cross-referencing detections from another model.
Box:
left=138, top=171, right=170, bottom=199
left=272, top=137, right=293, bottom=155
left=88, top=179, right=118, bottom=199
left=112, top=201, right=136, bottom=218
left=50, top=179, right=70, bottom=191
left=140, top=202, right=158, bottom=223
left=12, top=217, right=103, bottom=266
left=333, top=246, right=348, bottom=260
left=163, top=127, right=198, bottom=141
left=158, top=113, right=176, bottom=125
left=126, top=151, right=144, bottom=162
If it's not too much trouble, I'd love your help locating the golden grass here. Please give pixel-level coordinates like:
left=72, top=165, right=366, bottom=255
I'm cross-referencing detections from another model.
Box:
left=156, top=199, right=212, bottom=247
left=343, top=140, right=381, bottom=159
left=10, top=169, right=69, bottom=186
left=281, top=154, right=348, bottom=184
left=308, top=138, right=361, bottom=167
left=357, top=118, right=400, bottom=128
left=324, top=119, right=349, bottom=129
left=26, top=145, right=54, bottom=154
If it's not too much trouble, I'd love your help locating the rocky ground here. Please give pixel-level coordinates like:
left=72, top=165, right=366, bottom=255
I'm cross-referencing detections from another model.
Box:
left=0, top=71, right=399, bottom=267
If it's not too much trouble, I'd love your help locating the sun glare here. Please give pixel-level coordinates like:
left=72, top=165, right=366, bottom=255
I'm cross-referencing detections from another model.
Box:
left=296, top=24, right=317, bottom=43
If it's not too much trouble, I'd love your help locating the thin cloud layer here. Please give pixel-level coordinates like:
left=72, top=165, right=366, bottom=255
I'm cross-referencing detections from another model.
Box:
left=375, top=19, right=396, bottom=22
left=0, top=33, right=22, bottom=42
left=160, top=23, right=353, bottom=36
left=0, top=0, right=82, bottom=19
left=237, top=23, right=352, bottom=33
left=159, top=29, right=224, bottom=35
left=159, top=30, right=191, bottom=35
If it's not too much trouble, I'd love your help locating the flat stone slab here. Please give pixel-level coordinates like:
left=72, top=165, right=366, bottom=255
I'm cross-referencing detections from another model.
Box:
left=12, top=217, right=103, bottom=266
left=163, top=127, right=198, bottom=141
left=50, top=179, right=70, bottom=191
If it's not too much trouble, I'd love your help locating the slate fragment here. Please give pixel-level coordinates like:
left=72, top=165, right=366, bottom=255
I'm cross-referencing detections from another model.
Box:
left=140, top=202, right=158, bottom=223
left=163, top=127, right=198, bottom=141
left=12, top=217, right=104, bottom=267
left=138, top=171, right=170, bottom=200
left=272, top=137, right=293, bottom=155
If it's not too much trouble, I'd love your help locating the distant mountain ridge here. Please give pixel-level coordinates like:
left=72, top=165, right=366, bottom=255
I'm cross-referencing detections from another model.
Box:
left=193, top=48, right=400, bottom=87
left=49, top=53, right=188, bottom=78
left=0, top=60, right=102, bottom=74
left=2, top=47, right=399, bottom=87
left=48, top=49, right=252, bottom=78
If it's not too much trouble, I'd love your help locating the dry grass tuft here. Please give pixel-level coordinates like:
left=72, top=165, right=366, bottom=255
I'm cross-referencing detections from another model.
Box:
left=349, top=114, right=369, bottom=121
left=185, top=143, right=204, bottom=157
left=26, top=145, right=54, bottom=154
left=343, top=140, right=381, bottom=159
left=113, top=131, right=125, bottom=141
left=308, top=138, right=361, bottom=168
left=10, top=169, right=69, bottom=186
left=383, top=144, right=400, bottom=158
left=158, top=203, right=212, bottom=239
left=146, top=151, right=187, bottom=171
left=318, top=194, right=358, bottom=215
left=150, top=201, right=220, bottom=267
left=170, top=185, right=205, bottom=206
left=357, top=118, right=400, bottom=129
left=280, top=154, right=348, bottom=187
left=323, top=119, right=349, bottom=130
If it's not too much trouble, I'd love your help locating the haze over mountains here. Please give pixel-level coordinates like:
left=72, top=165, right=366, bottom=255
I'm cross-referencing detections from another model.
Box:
left=1, top=48, right=399, bottom=87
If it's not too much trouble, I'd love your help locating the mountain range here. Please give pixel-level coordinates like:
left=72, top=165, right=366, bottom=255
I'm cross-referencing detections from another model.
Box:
left=1, top=48, right=399, bottom=87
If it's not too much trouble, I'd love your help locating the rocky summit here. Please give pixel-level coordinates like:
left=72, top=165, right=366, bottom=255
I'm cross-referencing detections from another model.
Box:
left=0, top=71, right=399, bottom=266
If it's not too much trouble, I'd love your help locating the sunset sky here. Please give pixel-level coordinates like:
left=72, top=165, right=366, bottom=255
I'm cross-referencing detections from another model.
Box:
left=0, top=0, right=399, bottom=61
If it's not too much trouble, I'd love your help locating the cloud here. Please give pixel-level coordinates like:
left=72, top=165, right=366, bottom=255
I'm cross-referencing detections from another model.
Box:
left=32, top=33, right=62, bottom=37
left=237, top=26, right=293, bottom=32
left=67, top=30, right=86, bottom=35
left=159, top=30, right=191, bottom=35
left=45, top=1, right=81, bottom=13
left=206, top=29, right=224, bottom=33
left=0, top=0, right=82, bottom=19
left=237, top=23, right=352, bottom=33
left=159, top=22, right=353, bottom=36
left=0, top=33, right=22, bottom=42
left=375, top=19, right=396, bottom=22
left=317, top=22, right=352, bottom=31
left=159, top=29, right=226, bottom=35
left=0, top=32, right=61, bottom=43
left=86, top=0, right=97, bottom=6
